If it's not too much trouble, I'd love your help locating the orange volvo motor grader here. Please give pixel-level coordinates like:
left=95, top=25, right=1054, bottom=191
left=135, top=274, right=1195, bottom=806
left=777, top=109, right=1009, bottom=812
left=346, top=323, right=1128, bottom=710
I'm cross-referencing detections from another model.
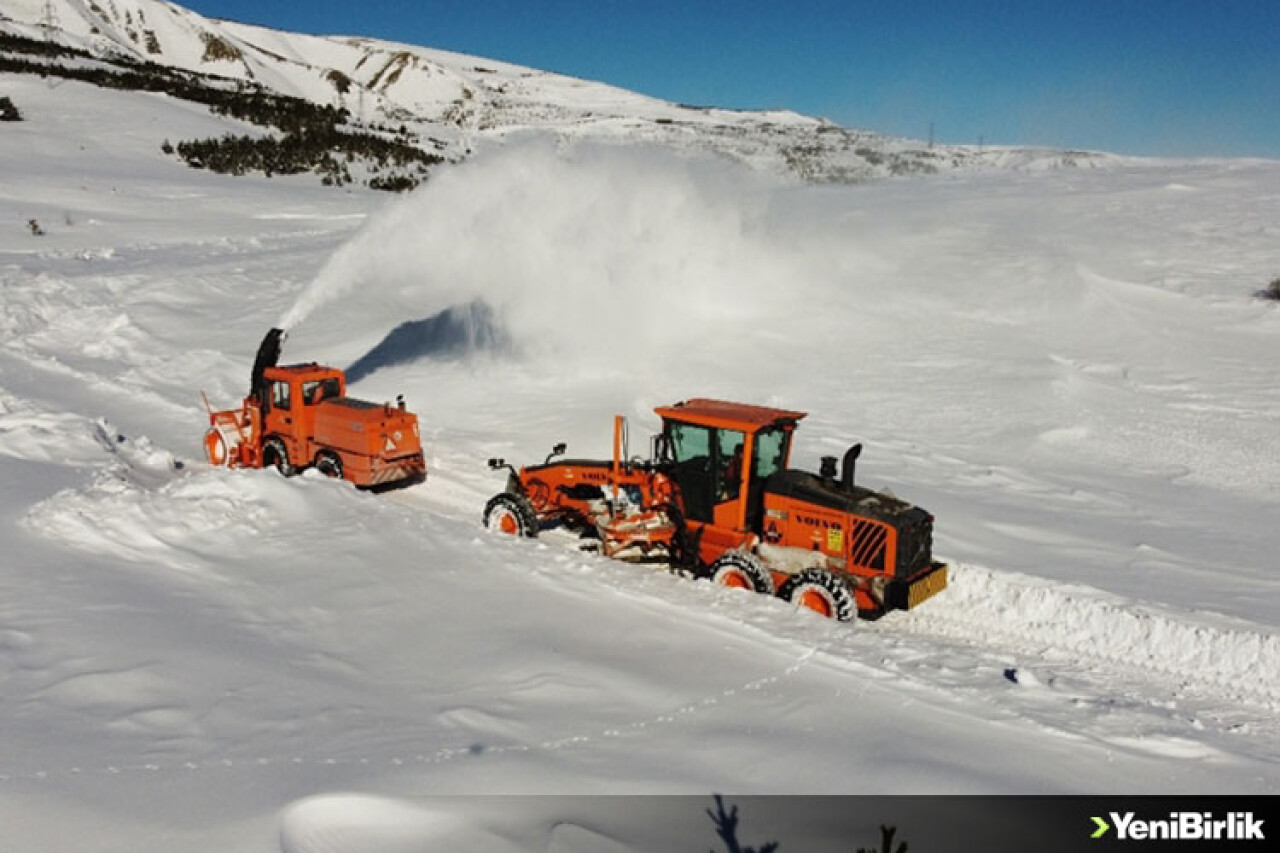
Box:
left=203, top=328, right=426, bottom=488
left=483, top=398, right=947, bottom=620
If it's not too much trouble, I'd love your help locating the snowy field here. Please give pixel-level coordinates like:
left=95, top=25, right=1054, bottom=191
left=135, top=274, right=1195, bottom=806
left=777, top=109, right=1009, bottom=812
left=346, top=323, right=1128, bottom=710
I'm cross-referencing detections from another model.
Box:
left=1, top=74, right=1278, bottom=851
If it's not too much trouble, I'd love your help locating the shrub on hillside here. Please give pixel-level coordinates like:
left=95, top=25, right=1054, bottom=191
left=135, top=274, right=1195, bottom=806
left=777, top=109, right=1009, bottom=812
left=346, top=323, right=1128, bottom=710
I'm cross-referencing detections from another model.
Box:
left=168, top=126, right=439, bottom=190
left=367, top=173, right=420, bottom=192
left=200, top=33, right=242, bottom=64
left=326, top=69, right=352, bottom=95
left=3, top=30, right=441, bottom=190
left=0, top=31, right=80, bottom=59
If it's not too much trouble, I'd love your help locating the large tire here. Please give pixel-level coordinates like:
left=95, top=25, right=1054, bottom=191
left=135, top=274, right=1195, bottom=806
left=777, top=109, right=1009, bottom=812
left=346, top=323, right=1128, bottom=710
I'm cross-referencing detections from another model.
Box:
left=778, top=568, right=856, bottom=621
left=262, top=437, right=297, bottom=477
left=483, top=492, right=539, bottom=537
left=314, top=450, right=344, bottom=480
left=700, top=551, right=775, bottom=595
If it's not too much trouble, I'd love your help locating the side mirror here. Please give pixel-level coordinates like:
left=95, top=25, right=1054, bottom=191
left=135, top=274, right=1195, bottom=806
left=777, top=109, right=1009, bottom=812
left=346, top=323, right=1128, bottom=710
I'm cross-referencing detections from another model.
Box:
left=488, top=457, right=505, bottom=470
left=545, top=442, right=567, bottom=464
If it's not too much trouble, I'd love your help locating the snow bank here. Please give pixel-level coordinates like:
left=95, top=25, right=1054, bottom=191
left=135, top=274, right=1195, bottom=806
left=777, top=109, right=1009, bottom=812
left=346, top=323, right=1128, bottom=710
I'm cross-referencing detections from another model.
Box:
left=0, top=392, right=104, bottom=465
left=921, top=564, right=1280, bottom=709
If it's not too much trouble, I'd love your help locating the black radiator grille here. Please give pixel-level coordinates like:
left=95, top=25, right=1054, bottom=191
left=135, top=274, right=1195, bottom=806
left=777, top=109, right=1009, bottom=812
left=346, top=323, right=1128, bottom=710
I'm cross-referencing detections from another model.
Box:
left=849, top=519, right=887, bottom=571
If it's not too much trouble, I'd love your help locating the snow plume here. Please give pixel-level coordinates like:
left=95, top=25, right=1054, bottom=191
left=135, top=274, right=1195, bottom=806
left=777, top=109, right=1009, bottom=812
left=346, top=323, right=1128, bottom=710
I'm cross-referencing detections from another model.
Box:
left=279, top=138, right=849, bottom=370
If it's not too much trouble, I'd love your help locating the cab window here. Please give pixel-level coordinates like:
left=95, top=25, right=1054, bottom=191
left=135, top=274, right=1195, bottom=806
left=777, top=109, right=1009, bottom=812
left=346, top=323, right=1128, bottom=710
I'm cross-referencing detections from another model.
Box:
left=301, top=378, right=340, bottom=405
left=668, top=422, right=710, bottom=466
left=743, top=425, right=789, bottom=530
left=666, top=422, right=713, bottom=522
left=271, top=381, right=291, bottom=411
left=751, top=427, right=789, bottom=482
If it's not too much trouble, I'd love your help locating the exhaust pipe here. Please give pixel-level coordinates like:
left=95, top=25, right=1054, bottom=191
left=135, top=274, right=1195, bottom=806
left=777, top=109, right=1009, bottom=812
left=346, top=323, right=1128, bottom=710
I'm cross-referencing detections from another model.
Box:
left=841, top=443, right=862, bottom=490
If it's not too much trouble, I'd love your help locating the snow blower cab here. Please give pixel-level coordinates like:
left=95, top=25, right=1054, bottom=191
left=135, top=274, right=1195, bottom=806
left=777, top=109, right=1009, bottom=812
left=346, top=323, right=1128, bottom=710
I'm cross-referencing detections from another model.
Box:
left=483, top=398, right=946, bottom=620
left=203, top=328, right=426, bottom=489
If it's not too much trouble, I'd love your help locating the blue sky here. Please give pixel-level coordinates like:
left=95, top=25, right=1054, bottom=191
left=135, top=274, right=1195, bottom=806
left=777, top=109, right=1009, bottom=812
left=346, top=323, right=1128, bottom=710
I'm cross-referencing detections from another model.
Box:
left=181, top=1, right=1280, bottom=158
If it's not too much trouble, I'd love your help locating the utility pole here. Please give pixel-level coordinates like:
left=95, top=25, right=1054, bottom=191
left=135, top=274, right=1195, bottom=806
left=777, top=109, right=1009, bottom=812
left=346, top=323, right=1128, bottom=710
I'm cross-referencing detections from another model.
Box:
left=928, top=121, right=935, bottom=149
left=41, top=0, right=59, bottom=40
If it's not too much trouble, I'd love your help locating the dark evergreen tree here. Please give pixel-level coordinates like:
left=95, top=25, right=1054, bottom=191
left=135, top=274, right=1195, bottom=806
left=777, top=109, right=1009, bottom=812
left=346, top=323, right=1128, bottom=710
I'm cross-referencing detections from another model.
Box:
left=3, top=30, right=442, bottom=189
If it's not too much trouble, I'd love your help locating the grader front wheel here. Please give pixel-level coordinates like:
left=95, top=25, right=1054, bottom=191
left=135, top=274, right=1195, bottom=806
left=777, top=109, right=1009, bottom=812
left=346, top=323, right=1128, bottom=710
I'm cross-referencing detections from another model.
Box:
left=701, top=551, right=775, bottom=595
left=483, top=493, right=539, bottom=537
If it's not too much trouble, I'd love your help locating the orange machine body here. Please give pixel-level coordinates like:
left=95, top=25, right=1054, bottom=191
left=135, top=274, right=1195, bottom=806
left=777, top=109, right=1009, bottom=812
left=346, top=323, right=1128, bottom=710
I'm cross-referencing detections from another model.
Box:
left=205, top=362, right=425, bottom=489
left=485, top=398, right=946, bottom=620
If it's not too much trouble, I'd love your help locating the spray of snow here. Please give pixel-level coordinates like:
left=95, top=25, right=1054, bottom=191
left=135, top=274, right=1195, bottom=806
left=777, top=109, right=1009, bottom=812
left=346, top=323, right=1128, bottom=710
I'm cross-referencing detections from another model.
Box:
left=279, top=138, right=876, bottom=370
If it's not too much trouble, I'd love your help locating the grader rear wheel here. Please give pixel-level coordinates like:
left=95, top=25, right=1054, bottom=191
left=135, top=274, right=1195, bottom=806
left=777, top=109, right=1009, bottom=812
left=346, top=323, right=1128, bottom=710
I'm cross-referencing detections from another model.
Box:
left=778, top=568, right=856, bottom=621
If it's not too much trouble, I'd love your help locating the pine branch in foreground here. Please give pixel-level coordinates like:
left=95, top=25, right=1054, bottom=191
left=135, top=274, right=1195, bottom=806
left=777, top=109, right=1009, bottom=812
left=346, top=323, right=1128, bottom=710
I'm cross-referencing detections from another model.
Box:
left=707, top=795, right=779, bottom=853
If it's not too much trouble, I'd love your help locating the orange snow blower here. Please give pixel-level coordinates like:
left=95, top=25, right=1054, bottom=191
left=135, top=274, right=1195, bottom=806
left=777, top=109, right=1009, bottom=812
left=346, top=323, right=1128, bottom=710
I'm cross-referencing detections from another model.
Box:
left=203, top=328, right=426, bottom=488
left=484, top=399, right=946, bottom=620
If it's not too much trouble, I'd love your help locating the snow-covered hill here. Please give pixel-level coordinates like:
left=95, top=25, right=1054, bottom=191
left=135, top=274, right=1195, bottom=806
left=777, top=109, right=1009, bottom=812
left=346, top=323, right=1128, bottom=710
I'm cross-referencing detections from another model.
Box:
left=3, top=6, right=1280, bottom=853
left=1, top=0, right=1133, bottom=181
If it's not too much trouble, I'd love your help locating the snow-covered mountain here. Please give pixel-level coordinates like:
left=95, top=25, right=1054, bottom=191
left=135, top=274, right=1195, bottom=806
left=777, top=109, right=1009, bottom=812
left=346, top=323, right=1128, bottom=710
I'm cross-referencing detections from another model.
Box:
left=1, top=0, right=1127, bottom=180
